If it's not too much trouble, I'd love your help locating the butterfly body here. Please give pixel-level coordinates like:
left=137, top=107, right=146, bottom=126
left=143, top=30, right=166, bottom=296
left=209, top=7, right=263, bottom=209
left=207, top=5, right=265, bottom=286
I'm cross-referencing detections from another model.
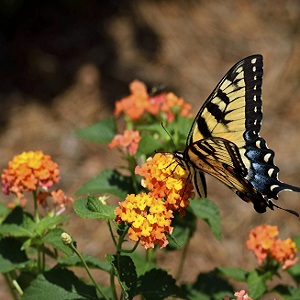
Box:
left=174, top=55, right=300, bottom=215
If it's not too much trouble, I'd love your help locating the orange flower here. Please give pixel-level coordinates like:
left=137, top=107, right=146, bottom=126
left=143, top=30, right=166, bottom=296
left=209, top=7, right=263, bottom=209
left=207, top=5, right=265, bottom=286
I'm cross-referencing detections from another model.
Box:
left=2, top=151, right=60, bottom=200
left=271, top=238, right=298, bottom=269
left=135, top=153, right=193, bottom=215
left=38, top=189, right=74, bottom=215
left=108, top=130, right=141, bottom=155
left=114, top=80, right=192, bottom=122
left=115, top=193, right=173, bottom=249
left=114, top=80, right=149, bottom=120
left=246, top=224, right=298, bottom=269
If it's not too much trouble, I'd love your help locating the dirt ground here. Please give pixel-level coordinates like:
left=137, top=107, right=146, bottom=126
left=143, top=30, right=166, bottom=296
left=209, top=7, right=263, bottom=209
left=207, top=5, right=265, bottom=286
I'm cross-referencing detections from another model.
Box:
left=1, top=1, right=300, bottom=299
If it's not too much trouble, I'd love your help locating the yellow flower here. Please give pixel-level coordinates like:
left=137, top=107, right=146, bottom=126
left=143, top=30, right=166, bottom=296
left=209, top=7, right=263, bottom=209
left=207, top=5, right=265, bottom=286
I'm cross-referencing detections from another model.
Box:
left=135, top=153, right=193, bottom=215
left=115, top=193, right=173, bottom=249
left=2, top=151, right=60, bottom=200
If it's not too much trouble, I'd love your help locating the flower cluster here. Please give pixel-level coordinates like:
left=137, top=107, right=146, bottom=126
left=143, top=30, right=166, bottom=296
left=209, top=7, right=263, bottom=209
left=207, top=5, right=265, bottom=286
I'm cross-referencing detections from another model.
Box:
left=114, top=80, right=192, bottom=122
left=37, top=189, right=74, bottom=215
left=135, top=153, right=193, bottom=214
left=1, top=151, right=73, bottom=212
left=246, top=224, right=298, bottom=269
left=115, top=193, right=173, bottom=249
left=2, top=151, right=60, bottom=199
left=108, top=130, right=141, bottom=155
left=115, top=153, right=193, bottom=249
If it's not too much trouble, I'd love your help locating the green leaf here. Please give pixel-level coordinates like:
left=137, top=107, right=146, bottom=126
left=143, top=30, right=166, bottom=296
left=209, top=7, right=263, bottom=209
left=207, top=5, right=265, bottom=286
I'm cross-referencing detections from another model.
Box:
left=106, top=254, right=138, bottom=300
left=247, top=270, right=267, bottom=299
left=218, top=267, right=248, bottom=282
left=167, top=210, right=196, bottom=250
left=136, top=134, right=162, bottom=157
left=58, top=255, right=111, bottom=272
left=0, top=224, right=34, bottom=238
left=0, top=202, right=10, bottom=223
left=75, top=169, right=133, bottom=199
left=189, top=198, right=222, bottom=240
left=0, top=237, right=31, bottom=273
left=127, top=252, right=157, bottom=276
left=138, top=268, right=182, bottom=300
left=182, top=270, right=233, bottom=300
left=21, top=268, right=99, bottom=300
left=42, top=228, right=73, bottom=256
left=287, top=263, right=300, bottom=284
left=36, top=215, right=68, bottom=236
left=73, top=196, right=115, bottom=220
left=75, top=118, right=116, bottom=144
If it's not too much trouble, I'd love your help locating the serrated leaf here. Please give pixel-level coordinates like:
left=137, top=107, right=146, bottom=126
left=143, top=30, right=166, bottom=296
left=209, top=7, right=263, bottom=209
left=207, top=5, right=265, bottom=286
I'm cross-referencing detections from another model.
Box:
left=21, top=268, right=99, bottom=300
left=247, top=270, right=267, bottom=299
left=106, top=254, right=137, bottom=299
left=58, top=255, right=111, bottom=272
left=138, top=268, right=182, bottom=300
left=75, top=118, right=116, bottom=144
left=75, top=169, right=133, bottom=199
left=218, top=267, right=248, bottom=281
left=189, top=198, right=221, bottom=240
left=127, top=252, right=157, bottom=276
left=42, top=228, right=73, bottom=256
left=36, top=215, right=68, bottom=236
left=73, top=197, right=115, bottom=220
left=0, top=237, right=30, bottom=273
left=0, top=224, right=34, bottom=238
left=136, top=135, right=162, bottom=156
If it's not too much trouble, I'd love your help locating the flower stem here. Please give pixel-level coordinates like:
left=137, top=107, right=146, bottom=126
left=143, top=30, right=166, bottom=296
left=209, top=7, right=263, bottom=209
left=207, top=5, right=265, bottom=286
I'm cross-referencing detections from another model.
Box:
left=175, top=233, right=191, bottom=281
left=69, top=242, right=109, bottom=300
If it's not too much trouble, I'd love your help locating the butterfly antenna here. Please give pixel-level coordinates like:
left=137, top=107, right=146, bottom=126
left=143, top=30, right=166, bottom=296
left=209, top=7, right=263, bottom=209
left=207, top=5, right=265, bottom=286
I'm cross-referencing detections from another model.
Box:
left=160, top=122, right=177, bottom=149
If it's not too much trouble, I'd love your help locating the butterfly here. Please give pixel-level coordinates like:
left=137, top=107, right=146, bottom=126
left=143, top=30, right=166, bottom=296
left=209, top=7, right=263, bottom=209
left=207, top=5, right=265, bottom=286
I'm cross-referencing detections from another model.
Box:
left=174, top=54, right=300, bottom=216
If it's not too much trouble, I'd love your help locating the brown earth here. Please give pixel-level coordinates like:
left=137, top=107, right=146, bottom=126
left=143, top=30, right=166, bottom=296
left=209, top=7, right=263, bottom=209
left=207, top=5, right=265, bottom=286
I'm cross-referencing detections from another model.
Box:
left=1, top=1, right=300, bottom=299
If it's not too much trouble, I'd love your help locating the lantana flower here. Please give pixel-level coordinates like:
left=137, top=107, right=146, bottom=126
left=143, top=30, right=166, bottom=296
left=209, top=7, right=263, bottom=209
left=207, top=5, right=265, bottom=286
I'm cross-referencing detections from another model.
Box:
left=2, top=151, right=60, bottom=200
left=37, top=189, right=74, bottom=215
left=246, top=224, right=298, bottom=269
left=135, top=153, right=193, bottom=214
left=114, top=80, right=192, bottom=122
left=2, top=151, right=73, bottom=212
left=115, top=193, right=173, bottom=249
left=108, top=130, right=141, bottom=155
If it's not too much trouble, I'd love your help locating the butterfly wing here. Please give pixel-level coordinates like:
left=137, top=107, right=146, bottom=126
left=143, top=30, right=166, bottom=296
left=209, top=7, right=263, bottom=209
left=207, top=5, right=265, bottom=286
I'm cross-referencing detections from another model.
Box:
left=186, top=54, right=300, bottom=203
left=185, top=137, right=269, bottom=212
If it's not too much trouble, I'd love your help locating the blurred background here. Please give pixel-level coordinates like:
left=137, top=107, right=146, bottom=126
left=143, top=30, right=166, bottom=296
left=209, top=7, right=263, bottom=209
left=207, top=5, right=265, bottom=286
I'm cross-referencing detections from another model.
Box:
left=1, top=1, right=300, bottom=298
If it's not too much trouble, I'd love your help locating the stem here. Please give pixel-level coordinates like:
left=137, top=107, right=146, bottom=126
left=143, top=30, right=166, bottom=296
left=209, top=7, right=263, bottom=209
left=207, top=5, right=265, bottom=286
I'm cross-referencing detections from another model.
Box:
left=69, top=242, right=109, bottom=300
left=32, top=190, right=40, bottom=222
left=3, top=273, right=19, bottom=300
left=175, top=233, right=191, bottom=281
left=110, top=267, right=118, bottom=300
left=107, top=221, right=118, bottom=247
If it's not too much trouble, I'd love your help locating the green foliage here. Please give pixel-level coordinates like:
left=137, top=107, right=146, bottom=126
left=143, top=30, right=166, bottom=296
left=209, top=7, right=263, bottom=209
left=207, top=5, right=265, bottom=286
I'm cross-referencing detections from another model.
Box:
left=75, top=118, right=117, bottom=144
left=189, top=198, right=222, bottom=240
left=75, top=169, right=134, bottom=199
